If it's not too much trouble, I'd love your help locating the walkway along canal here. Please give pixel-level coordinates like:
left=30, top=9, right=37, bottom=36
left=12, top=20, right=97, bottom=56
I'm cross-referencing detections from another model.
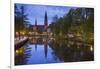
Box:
left=15, top=37, right=28, bottom=49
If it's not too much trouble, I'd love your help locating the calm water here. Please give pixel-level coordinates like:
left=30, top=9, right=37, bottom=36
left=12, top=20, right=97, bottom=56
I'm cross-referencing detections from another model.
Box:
left=15, top=37, right=94, bottom=65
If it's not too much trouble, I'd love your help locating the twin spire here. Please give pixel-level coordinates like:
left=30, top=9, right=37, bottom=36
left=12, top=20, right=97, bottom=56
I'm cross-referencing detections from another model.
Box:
left=34, top=11, right=48, bottom=28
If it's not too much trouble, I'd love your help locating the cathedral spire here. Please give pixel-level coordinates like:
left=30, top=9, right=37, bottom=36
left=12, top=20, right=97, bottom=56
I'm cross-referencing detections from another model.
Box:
left=44, top=11, right=48, bottom=31
left=33, top=18, right=37, bottom=32
left=35, top=18, right=37, bottom=26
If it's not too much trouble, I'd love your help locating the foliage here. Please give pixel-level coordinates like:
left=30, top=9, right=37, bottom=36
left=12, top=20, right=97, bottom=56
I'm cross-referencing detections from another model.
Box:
left=15, top=4, right=29, bottom=33
left=49, top=8, right=94, bottom=43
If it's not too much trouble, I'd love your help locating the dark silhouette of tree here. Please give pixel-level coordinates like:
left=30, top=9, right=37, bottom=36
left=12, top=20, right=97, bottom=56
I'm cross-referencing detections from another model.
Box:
left=15, top=4, right=29, bottom=39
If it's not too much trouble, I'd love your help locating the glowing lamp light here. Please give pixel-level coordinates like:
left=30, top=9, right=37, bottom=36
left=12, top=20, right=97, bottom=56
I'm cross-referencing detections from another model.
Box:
left=16, top=32, right=19, bottom=35
left=22, top=32, right=25, bottom=35
left=19, top=50, right=23, bottom=53
left=90, top=46, right=93, bottom=51
left=29, top=32, right=32, bottom=34
left=16, top=50, right=19, bottom=54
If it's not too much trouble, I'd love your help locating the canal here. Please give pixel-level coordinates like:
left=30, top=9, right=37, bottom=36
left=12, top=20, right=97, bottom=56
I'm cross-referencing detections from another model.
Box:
left=15, top=37, right=94, bottom=65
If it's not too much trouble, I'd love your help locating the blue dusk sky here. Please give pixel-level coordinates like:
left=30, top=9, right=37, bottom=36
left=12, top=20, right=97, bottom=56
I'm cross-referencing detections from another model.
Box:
left=15, top=3, right=74, bottom=25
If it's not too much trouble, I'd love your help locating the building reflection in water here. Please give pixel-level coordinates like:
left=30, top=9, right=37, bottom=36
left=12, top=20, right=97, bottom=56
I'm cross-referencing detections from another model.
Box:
left=43, top=38, right=48, bottom=58
left=15, top=37, right=94, bottom=65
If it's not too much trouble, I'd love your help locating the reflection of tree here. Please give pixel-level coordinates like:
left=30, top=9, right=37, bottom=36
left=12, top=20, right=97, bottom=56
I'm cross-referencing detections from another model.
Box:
left=15, top=46, right=26, bottom=65
left=49, top=39, right=94, bottom=62
left=15, top=44, right=32, bottom=65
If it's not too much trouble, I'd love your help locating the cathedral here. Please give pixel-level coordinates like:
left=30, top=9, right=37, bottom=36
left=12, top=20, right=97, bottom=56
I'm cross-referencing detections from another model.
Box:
left=32, top=11, right=49, bottom=34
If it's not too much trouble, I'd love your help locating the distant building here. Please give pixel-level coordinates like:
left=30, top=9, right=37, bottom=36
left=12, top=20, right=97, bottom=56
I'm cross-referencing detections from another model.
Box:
left=32, top=11, right=49, bottom=34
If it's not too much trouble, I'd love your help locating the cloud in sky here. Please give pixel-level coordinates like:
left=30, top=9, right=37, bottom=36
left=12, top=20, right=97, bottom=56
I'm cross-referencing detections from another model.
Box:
left=15, top=4, right=72, bottom=25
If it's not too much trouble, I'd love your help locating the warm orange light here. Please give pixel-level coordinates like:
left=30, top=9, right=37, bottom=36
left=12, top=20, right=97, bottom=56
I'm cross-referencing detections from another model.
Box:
left=16, top=32, right=19, bottom=35
left=16, top=50, right=19, bottom=54
left=22, top=32, right=25, bottom=35
left=29, top=32, right=32, bottom=34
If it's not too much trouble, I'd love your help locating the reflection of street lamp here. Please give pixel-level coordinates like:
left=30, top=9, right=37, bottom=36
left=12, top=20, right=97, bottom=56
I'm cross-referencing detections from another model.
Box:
left=16, top=50, right=19, bottom=54
left=90, top=45, right=93, bottom=52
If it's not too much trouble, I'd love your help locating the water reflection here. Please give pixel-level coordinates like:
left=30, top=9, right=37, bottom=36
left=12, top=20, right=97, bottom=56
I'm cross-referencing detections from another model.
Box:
left=49, top=39, right=94, bottom=62
left=15, top=37, right=94, bottom=65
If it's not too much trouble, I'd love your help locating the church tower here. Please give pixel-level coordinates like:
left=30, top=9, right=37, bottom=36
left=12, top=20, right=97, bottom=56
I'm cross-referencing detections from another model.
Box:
left=33, top=18, right=37, bottom=31
left=44, top=11, right=48, bottom=32
left=35, top=18, right=37, bottom=27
